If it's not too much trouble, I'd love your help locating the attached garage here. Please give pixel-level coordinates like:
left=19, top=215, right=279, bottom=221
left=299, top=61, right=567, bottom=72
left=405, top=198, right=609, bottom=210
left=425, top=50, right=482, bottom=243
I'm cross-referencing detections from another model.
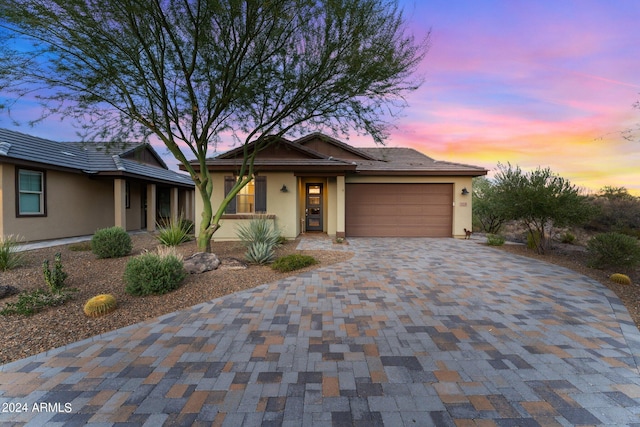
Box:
left=345, top=183, right=453, bottom=237
left=196, top=133, right=487, bottom=240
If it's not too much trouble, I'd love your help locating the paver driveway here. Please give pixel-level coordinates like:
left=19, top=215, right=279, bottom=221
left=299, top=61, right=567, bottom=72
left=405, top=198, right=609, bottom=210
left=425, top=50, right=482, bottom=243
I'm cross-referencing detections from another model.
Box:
left=1, top=237, right=639, bottom=426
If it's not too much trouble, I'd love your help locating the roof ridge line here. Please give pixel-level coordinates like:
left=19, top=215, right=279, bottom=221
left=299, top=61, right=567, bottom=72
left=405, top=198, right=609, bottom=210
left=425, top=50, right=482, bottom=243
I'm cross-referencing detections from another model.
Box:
left=0, top=141, right=12, bottom=156
left=112, top=154, right=127, bottom=171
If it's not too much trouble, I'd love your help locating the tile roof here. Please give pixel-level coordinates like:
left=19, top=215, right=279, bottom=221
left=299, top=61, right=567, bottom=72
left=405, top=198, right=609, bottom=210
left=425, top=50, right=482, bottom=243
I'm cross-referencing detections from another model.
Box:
left=292, top=132, right=380, bottom=161
left=355, top=147, right=487, bottom=175
left=197, top=132, right=487, bottom=176
left=0, top=128, right=193, bottom=187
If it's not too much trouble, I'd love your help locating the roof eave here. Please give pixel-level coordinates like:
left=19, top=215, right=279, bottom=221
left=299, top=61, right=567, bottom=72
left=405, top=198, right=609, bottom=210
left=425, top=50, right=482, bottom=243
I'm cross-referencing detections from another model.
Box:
left=91, top=171, right=194, bottom=188
left=202, top=164, right=357, bottom=173
left=0, top=157, right=84, bottom=174
left=354, top=169, right=488, bottom=176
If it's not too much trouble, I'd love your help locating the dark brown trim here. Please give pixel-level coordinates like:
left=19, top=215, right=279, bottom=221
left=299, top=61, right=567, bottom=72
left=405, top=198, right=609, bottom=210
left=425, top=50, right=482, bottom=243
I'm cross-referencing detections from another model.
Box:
left=294, top=171, right=347, bottom=177
left=2, top=158, right=82, bottom=175
left=91, top=171, right=194, bottom=189
left=353, top=170, right=487, bottom=176
left=221, top=214, right=276, bottom=220
left=15, top=167, right=47, bottom=218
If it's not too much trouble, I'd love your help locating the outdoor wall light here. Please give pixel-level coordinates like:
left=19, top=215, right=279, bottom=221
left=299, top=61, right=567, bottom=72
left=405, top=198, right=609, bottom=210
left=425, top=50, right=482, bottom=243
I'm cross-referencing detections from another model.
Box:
left=280, top=184, right=289, bottom=193
left=461, top=187, right=469, bottom=195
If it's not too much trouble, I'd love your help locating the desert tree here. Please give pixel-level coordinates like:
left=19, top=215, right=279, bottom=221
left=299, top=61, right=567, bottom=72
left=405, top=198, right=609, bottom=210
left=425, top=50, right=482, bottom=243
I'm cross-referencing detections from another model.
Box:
left=585, top=186, right=640, bottom=235
left=0, top=0, right=428, bottom=251
left=492, top=163, right=592, bottom=254
left=471, top=176, right=506, bottom=234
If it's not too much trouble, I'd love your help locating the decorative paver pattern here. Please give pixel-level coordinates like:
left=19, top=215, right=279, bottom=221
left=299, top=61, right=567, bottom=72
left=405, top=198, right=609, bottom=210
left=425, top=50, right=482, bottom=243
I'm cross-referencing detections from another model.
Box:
left=1, top=237, right=640, bottom=426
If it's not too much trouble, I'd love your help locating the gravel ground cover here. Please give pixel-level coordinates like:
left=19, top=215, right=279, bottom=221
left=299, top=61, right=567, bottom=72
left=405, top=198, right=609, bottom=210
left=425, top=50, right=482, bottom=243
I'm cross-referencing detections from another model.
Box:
left=0, top=233, right=352, bottom=365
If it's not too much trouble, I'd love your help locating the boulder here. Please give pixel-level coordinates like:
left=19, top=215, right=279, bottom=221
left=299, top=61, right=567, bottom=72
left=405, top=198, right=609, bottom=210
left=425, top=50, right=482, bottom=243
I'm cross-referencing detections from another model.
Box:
left=219, top=257, right=248, bottom=270
left=183, top=252, right=221, bottom=274
left=0, top=285, right=20, bottom=299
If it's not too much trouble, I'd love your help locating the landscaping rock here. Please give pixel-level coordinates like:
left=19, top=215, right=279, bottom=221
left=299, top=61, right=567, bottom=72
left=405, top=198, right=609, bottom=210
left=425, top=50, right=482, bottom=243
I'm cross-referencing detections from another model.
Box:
left=0, top=285, right=19, bottom=299
left=183, top=252, right=221, bottom=274
left=219, top=257, right=248, bottom=270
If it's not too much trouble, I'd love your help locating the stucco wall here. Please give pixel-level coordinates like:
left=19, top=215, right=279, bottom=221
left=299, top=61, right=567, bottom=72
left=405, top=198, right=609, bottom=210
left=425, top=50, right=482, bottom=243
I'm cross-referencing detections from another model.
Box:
left=0, top=164, right=115, bottom=241
left=346, top=175, right=474, bottom=238
left=199, top=172, right=298, bottom=241
left=126, top=181, right=144, bottom=231
left=194, top=171, right=475, bottom=241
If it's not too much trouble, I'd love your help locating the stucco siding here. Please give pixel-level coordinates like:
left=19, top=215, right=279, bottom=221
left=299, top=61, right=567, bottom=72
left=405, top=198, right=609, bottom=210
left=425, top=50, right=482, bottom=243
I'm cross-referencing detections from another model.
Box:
left=199, top=172, right=298, bottom=241
left=126, top=181, right=143, bottom=231
left=1, top=165, right=114, bottom=241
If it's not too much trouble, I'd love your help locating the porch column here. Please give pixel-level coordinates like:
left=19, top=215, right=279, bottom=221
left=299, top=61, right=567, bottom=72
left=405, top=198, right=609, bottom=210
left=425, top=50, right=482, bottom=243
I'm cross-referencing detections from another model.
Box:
left=336, top=175, right=346, bottom=238
left=114, top=179, right=127, bottom=229
left=146, top=183, right=157, bottom=232
left=170, top=187, right=179, bottom=221
left=185, top=190, right=195, bottom=221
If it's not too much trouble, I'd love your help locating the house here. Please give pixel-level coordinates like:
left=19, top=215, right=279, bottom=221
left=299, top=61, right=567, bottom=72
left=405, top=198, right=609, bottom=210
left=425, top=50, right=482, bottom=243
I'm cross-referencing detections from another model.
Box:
left=187, top=132, right=487, bottom=240
left=0, top=128, right=195, bottom=242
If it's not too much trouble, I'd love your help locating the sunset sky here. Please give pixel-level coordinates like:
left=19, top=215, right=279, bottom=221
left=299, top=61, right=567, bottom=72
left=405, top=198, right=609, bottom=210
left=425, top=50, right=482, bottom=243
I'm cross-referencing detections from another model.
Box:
left=2, top=1, right=639, bottom=195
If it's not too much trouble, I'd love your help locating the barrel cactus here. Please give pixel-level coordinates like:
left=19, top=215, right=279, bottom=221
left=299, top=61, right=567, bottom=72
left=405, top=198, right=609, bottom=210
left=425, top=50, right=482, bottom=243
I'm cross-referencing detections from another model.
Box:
left=83, top=294, right=117, bottom=318
left=609, top=273, right=632, bottom=286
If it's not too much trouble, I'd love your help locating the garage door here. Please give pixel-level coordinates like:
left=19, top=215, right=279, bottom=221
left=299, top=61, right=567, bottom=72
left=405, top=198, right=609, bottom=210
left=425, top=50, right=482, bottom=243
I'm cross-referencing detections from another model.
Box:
left=345, top=183, right=453, bottom=237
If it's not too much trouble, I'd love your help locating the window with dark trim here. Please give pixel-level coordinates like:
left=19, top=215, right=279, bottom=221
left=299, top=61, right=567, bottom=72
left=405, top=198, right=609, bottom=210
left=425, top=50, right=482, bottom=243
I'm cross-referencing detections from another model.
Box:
left=17, top=168, right=46, bottom=216
left=224, top=176, right=266, bottom=214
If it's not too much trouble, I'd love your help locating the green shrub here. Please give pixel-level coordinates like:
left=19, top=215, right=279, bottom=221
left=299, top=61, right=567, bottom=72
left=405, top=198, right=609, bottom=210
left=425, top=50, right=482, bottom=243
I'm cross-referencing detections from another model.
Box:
left=587, top=232, right=640, bottom=269
left=43, top=253, right=68, bottom=292
left=91, top=227, right=132, bottom=258
left=236, top=216, right=281, bottom=264
left=124, top=247, right=186, bottom=296
left=0, top=288, right=75, bottom=316
left=0, top=234, right=25, bottom=271
left=156, top=216, right=192, bottom=246
left=1, top=251, right=77, bottom=316
left=272, top=254, right=318, bottom=272
left=617, top=226, right=640, bottom=239
left=559, top=231, right=576, bottom=244
left=486, top=234, right=506, bottom=246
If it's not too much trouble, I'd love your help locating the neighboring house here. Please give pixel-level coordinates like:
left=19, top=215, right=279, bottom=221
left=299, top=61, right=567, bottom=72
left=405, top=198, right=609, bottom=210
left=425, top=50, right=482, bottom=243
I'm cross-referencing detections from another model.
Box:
left=0, top=128, right=195, bottom=242
left=187, top=132, right=487, bottom=240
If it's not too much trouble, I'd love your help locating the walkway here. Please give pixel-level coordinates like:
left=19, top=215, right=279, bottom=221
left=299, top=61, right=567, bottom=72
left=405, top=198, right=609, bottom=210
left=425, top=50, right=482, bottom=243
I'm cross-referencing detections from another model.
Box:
left=1, top=238, right=639, bottom=426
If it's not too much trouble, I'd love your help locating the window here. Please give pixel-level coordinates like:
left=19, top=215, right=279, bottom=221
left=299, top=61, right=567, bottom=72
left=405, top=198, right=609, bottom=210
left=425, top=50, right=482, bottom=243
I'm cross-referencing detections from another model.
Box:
left=237, top=179, right=255, bottom=213
left=17, top=169, right=45, bottom=216
left=224, top=176, right=266, bottom=214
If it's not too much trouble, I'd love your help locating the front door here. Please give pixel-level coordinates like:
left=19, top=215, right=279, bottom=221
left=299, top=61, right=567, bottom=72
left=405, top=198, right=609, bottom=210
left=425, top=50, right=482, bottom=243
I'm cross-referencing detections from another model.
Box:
left=305, top=183, right=323, bottom=232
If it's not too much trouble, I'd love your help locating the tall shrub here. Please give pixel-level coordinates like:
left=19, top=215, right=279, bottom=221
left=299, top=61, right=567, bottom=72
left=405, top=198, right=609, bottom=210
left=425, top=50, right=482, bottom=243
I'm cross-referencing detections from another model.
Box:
left=586, top=232, right=640, bottom=269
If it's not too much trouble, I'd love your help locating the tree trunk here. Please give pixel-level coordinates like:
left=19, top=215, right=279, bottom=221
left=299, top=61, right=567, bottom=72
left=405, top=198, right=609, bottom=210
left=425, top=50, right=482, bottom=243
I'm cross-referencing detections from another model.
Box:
left=195, top=178, right=215, bottom=253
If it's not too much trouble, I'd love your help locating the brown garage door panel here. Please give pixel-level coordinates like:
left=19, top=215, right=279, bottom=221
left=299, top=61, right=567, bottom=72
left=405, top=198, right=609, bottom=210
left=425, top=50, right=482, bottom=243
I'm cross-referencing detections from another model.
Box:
left=346, top=183, right=453, bottom=237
